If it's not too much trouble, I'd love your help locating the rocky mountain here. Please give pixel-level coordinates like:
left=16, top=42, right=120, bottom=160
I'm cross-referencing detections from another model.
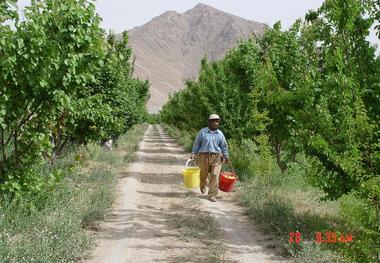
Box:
left=128, top=3, right=265, bottom=113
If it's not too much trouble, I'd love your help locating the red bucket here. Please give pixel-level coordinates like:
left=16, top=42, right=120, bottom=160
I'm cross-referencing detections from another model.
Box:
left=219, top=171, right=238, bottom=192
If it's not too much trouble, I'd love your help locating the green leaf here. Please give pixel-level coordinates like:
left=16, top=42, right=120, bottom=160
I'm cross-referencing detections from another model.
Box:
left=17, top=38, right=24, bottom=48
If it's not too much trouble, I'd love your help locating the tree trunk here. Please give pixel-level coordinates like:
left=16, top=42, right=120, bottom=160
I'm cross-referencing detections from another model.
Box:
left=50, top=133, right=69, bottom=164
left=14, top=130, right=19, bottom=169
left=274, top=140, right=287, bottom=173
left=1, top=129, right=3, bottom=160
left=291, top=146, right=297, bottom=162
left=0, top=128, right=4, bottom=178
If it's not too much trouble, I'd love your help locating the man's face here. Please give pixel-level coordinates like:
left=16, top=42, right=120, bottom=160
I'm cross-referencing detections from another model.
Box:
left=208, top=119, right=220, bottom=130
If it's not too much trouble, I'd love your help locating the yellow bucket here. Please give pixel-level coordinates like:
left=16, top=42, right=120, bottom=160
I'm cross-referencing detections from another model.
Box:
left=183, top=159, right=200, bottom=188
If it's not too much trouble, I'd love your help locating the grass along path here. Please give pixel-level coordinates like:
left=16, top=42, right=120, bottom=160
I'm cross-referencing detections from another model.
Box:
left=162, top=123, right=362, bottom=262
left=0, top=124, right=147, bottom=263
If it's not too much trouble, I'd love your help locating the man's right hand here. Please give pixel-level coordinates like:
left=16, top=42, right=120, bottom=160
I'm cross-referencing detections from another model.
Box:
left=190, top=153, right=195, bottom=161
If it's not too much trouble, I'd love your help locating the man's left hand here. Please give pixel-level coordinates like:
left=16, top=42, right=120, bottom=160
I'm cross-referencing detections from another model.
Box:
left=225, top=158, right=231, bottom=164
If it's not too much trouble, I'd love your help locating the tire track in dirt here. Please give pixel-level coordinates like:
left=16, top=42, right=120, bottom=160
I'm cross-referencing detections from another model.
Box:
left=86, top=124, right=286, bottom=263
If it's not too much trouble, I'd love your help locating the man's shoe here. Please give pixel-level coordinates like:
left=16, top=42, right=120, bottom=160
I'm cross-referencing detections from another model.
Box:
left=200, top=186, right=206, bottom=194
left=208, top=196, right=217, bottom=202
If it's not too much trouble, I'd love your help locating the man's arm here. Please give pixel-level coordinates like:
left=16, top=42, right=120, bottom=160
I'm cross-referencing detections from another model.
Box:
left=219, top=133, right=231, bottom=164
left=191, top=130, right=202, bottom=158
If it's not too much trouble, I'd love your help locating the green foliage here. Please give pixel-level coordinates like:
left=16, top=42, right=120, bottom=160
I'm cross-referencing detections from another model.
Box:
left=228, top=136, right=275, bottom=181
left=0, top=123, right=145, bottom=262
left=161, top=0, right=379, bottom=260
left=147, top=114, right=161, bottom=124
left=300, top=0, right=379, bottom=201
left=161, top=42, right=266, bottom=140
left=0, top=0, right=148, bottom=194
left=161, top=123, right=194, bottom=152
left=0, top=0, right=18, bottom=23
left=0, top=144, right=102, bottom=263
left=339, top=194, right=379, bottom=262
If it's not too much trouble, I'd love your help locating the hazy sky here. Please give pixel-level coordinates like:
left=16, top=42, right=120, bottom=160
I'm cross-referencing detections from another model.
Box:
left=16, top=0, right=379, bottom=47
left=94, top=0, right=325, bottom=31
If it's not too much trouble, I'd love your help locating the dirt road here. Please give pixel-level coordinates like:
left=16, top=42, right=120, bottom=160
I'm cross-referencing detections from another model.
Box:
left=86, top=125, right=285, bottom=263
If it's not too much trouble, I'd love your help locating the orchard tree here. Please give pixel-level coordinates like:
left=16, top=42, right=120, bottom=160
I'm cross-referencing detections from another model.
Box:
left=0, top=0, right=149, bottom=193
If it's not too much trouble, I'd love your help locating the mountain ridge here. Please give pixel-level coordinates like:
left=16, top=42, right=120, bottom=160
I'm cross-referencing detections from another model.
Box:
left=128, top=3, right=266, bottom=113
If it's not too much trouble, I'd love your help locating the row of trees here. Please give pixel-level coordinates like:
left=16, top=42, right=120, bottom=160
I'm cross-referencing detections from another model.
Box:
left=162, top=0, right=379, bottom=201
left=0, top=0, right=148, bottom=193
left=161, top=0, right=379, bottom=260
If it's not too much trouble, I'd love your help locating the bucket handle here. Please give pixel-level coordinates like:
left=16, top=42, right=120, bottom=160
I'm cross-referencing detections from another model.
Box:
left=185, top=159, right=197, bottom=169
left=225, top=161, right=238, bottom=180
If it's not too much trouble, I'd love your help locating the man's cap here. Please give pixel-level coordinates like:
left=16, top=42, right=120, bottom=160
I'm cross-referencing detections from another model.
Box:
left=209, top=114, right=221, bottom=120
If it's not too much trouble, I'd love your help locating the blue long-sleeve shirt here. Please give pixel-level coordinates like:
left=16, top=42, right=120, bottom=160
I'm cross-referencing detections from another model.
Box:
left=192, top=127, right=229, bottom=159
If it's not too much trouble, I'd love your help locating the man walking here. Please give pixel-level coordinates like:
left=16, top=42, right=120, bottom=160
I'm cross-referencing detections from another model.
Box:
left=191, top=114, right=230, bottom=202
